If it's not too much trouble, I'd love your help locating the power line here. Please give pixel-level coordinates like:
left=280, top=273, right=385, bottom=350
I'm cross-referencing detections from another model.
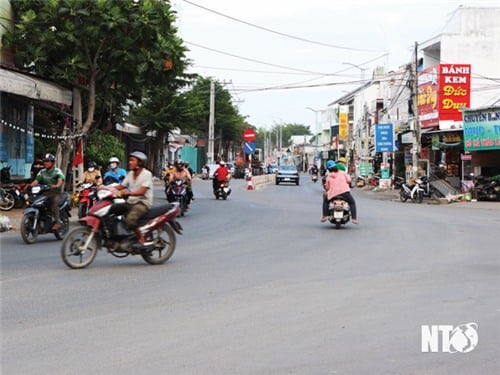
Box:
left=181, top=0, right=386, bottom=53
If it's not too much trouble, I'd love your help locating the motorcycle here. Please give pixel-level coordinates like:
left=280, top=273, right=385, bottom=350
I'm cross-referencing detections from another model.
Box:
left=60, top=188, right=183, bottom=269
left=214, top=180, right=231, bottom=200
left=0, top=165, right=28, bottom=210
left=77, top=182, right=98, bottom=218
left=311, top=174, right=319, bottom=183
left=473, top=175, right=500, bottom=201
left=166, top=179, right=189, bottom=216
left=399, top=178, right=424, bottom=203
left=328, top=197, right=351, bottom=229
left=20, top=185, right=72, bottom=244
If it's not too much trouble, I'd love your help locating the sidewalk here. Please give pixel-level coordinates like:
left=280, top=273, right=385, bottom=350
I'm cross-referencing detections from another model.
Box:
left=359, top=186, right=500, bottom=210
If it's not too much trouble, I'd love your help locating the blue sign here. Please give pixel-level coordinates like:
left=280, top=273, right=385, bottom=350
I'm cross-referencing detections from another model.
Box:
left=375, top=123, right=395, bottom=152
left=244, top=142, right=256, bottom=154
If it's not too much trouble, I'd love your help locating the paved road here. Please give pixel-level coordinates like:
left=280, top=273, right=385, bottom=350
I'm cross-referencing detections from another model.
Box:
left=1, top=176, right=499, bottom=374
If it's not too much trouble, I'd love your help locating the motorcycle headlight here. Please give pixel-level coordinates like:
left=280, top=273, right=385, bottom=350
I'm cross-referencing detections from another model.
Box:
left=32, top=186, right=41, bottom=194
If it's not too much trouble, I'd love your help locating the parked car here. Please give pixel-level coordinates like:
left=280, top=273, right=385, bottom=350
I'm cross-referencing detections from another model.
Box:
left=275, top=165, right=300, bottom=185
left=227, top=162, right=235, bottom=175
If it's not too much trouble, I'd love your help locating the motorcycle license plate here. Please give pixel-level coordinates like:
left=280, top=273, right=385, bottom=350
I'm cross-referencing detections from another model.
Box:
left=284, top=178, right=290, bottom=181
left=333, top=211, right=343, bottom=219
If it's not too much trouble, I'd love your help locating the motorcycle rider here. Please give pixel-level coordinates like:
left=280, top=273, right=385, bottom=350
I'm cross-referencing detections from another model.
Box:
left=168, top=160, right=193, bottom=205
left=111, top=151, right=153, bottom=244
left=79, top=161, right=101, bottom=186
left=321, top=160, right=358, bottom=224
left=30, top=154, right=44, bottom=181
left=336, top=157, right=347, bottom=172
left=103, top=156, right=127, bottom=185
left=213, top=160, right=230, bottom=193
left=29, top=153, right=65, bottom=230
left=163, top=162, right=174, bottom=183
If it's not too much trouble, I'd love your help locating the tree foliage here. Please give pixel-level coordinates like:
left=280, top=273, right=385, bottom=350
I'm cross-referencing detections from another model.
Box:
left=84, top=129, right=125, bottom=168
left=3, top=0, right=191, bottom=169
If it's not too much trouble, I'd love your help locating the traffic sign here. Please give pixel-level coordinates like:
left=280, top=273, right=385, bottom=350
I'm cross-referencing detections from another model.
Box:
left=244, top=142, right=256, bottom=154
left=242, top=128, right=256, bottom=142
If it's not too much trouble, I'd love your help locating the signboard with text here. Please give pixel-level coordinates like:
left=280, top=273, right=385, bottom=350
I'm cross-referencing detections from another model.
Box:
left=339, top=105, right=349, bottom=140
left=375, top=123, right=395, bottom=152
left=463, top=107, right=500, bottom=151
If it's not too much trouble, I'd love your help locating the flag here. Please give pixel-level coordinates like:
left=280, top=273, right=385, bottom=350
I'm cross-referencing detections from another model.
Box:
left=72, top=139, right=84, bottom=167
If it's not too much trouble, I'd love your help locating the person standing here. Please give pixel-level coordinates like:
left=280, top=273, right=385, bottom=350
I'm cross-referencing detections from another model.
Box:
left=29, top=153, right=65, bottom=230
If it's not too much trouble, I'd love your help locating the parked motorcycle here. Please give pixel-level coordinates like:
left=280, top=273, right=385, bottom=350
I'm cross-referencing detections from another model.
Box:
left=473, top=175, right=500, bottom=201
left=61, top=188, right=183, bottom=269
left=77, top=182, right=98, bottom=218
left=0, top=186, right=15, bottom=211
left=20, top=185, right=72, bottom=244
left=166, top=178, right=189, bottom=216
left=399, top=178, right=424, bottom=203
left=0, top=165, right=28, bottom=210
left=327, top=197, right=351, bottom=229
left=214, top=180, right=231, bottom=200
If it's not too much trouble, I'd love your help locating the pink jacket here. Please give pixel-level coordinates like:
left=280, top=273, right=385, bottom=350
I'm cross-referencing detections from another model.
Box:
left=325, top=171, right=352, bottom=200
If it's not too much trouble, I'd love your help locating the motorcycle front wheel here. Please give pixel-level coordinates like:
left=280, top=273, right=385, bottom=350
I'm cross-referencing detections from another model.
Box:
left=61, top=227, right=98, bottom=269
left=0, top=192, right=15, bottom=211
left=141, top=224, right=176, bottom=265
left=20, top=212, right=38, bottom=244
left=415, top=191, right=423, bottom=204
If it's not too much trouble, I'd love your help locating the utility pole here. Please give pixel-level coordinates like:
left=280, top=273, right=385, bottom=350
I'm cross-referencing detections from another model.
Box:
left=410, top=42, right=420, bottom=178
left=207, top=80, right=215, bottom=163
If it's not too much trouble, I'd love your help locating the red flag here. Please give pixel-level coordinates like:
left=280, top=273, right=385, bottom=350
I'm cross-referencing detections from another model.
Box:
left=72, top=139, right=84, bottom=167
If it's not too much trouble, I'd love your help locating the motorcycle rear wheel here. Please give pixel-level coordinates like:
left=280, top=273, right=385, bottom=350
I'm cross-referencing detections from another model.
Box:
left=78, top=202, right=88, bottom=219
left=0, top=192, right=15, bottom=211
left=61, top=227, right=98, bottom=269
left=141, top=224, right=176, bottom=265
left=20, top=212, right=38, bottom=244
left=54, top=215, right=70, bottom=240
left=399, top=190, right=408, bottom=202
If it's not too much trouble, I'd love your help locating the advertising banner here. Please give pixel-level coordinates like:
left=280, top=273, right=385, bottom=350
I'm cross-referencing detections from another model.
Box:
left=463, top=107, right=500, bottom=151
left=338, top=105, right=349, bottom=140
left=417, top=66, right=439, bottom=128
left=439, top=64, right=471, bottom=123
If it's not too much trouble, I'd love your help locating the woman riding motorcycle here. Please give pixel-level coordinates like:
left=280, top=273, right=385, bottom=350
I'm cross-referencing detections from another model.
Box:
left=321, top=160, right=358, bottom=224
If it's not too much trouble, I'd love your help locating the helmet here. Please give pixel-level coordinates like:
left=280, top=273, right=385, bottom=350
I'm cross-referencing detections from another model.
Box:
left=88, top=161, right=97, bottom=168
left=219, top=160, right=226, bottom=166
left=109, top=157, right=120, bottom=164
left=337, top=157, right=347, bottom=164
left=326, top=160, right=336, bottom=170
left=43, top=153, right=55, bottom=162
left=129, top=151, right=148, bottom=166
left=174, top=160, right=184, bottom=168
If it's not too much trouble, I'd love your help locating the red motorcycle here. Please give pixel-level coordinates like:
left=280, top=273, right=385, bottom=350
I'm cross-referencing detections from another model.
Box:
left=77, top=182, right=98, bottom=218
left=61, top=188, right=183, bottom=269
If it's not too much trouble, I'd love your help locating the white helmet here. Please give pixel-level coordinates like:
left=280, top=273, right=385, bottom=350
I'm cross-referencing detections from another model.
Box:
left=109, top=157, right=120, bottom=164
left=219, top=160, right=226, bottom=166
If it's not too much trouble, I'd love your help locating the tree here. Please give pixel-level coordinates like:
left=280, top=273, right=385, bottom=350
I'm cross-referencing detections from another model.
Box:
left=3, top=0, right=190, bottom=171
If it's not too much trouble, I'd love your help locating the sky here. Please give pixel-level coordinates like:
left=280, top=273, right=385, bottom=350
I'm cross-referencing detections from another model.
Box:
left=171, top=0, right=499, bottom=130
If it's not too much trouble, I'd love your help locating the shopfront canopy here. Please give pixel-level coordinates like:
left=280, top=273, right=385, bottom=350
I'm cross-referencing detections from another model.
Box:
left=0, top=68, right=72, bottom=106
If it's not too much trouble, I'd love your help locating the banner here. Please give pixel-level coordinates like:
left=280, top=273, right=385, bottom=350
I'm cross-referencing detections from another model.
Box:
left=463, top=107, right=500, bottom=151
left=439, top=64, right=471, bottom=123
left=72, top=139, right=84, bottom=167
left=338, top=105, right=349, bottom=141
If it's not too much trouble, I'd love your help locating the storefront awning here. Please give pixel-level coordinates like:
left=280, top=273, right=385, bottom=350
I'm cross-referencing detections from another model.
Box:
left=0, top=68, right=72, bottom=106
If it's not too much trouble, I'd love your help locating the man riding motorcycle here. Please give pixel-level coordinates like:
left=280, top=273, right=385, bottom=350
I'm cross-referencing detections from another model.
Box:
left=168, top=160, right=193, bottom=205
left=213, top=160, right=231, bottom=194
left=28, top=153, right=65, bottom=230
left=103, top=156, right=127, bottom=185
left=105, top=151, right=153, bottom=244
